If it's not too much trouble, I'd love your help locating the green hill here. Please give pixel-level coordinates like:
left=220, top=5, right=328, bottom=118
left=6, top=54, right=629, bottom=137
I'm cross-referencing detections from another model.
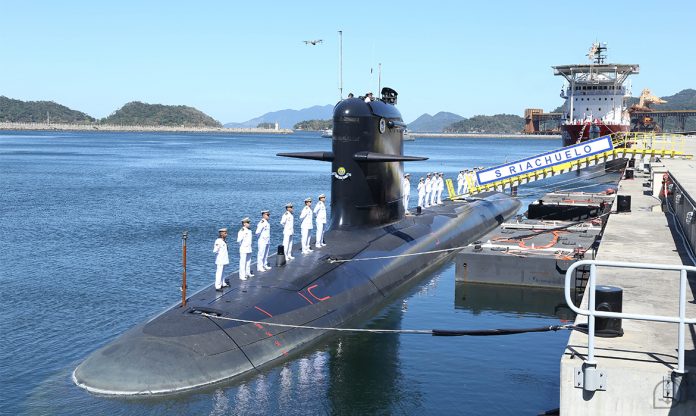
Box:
left=102, top=101, right=221, bottom=127
left=294, top=119, right=332, bottom=130
left=0, top=96, right=95, bottom=123
left=445, top=114, right=524, bottom=134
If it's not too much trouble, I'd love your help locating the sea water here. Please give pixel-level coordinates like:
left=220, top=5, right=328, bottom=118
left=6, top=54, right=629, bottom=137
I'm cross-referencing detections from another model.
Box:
left=0, top=131, right=620, bottom=415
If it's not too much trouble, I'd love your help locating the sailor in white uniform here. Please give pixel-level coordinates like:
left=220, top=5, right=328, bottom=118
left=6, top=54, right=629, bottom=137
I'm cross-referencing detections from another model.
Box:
left=436, top=172, right=444, bottom=204
left=457, top=170, right=465, bottom=195
left=402, top=173, right=411, bottom=213
left=213, top=228, right=230, bottom=291
left=236, top=218, right=253, bottom=280
left=313, top=194, right=327, bottom=248
left=424, top=173, right=432, bottom=208
left=280, top=203, right=295, bottom=260
left=300, top=197, right=314, bottom=254
left=255, top=210, right=272, bottom=272
left=431, top=173, right=439, bottom=206
left=417, top=177, right=425, bottom=208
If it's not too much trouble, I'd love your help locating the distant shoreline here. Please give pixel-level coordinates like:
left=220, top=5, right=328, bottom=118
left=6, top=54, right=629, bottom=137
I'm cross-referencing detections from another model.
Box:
left=0, top=122, right=561, bottom=139
left=0, top=122, right=293, bottom=134
left=413, top=133, right=561, bottom=139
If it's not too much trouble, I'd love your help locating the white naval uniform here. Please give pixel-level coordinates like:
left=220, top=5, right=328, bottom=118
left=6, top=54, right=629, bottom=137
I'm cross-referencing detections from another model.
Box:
left=313, top=201, right=327, bottom=247
left=280, top=211, right=294, bottom=259
left=436, top=176, right=444, bottom=204
left=457, top=173, right=465, bottom=195
left=213, top=237, right=229, bottom=289
left=424, top=177, right=432, bottom=207
left=402, top=177, right=411, bottom=212
left=430, top=176, right=439, bottom=206
left=255, top=218, right=271, bottom=271
left=417, top=181, right=425, bottom=208
left=299, top=205, right=313, bottom=253
left=237, top=227, right=252, bottom=279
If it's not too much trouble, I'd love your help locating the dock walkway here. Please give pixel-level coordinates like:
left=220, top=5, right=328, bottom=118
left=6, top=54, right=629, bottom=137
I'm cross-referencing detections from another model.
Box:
left=560, top=139, right=696, bottom=414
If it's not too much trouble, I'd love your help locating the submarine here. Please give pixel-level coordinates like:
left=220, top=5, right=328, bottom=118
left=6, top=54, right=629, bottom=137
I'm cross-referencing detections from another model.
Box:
left=73, top=88, right=521, bottom=395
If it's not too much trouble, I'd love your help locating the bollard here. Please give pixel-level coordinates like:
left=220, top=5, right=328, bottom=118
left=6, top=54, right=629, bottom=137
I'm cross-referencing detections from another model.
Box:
left=276, top=245, right=287, bottom=267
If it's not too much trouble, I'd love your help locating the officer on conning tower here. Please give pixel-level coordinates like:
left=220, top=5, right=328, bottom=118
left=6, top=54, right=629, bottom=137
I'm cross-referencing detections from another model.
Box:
left=280, top=203, right=295, bottom=260
left=314, top=194, right=327, bottom=248
left=237, top=218, right=253, bottom=280
left=403, top=173, right=411, bottom=213
left=256, top=210, right=272, bottom=272
left=213, top=228, right=230, bottom=291
left=300, top=197, right=314, bottom=254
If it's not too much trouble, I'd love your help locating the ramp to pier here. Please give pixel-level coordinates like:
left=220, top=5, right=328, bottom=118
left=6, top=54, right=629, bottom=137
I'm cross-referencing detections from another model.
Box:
left=457, top=133, right=691, bottom=197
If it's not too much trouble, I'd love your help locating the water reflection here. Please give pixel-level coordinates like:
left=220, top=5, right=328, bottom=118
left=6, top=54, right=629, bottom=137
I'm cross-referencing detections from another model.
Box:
left=326, top=302, right=419, bottom=414
left=455, top=281, right=576, bottom=321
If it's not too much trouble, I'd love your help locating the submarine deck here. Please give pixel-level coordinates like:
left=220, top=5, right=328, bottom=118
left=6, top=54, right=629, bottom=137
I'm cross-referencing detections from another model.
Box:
left=74, top=192, right=520, bottom=395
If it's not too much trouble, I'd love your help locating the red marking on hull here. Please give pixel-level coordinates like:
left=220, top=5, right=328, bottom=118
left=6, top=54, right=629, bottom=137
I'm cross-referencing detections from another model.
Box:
left=254, top=305, right=273, bottom=318
left=307, top=284, right=331, bottom=301
left=298, top=292, right=314, bottom=305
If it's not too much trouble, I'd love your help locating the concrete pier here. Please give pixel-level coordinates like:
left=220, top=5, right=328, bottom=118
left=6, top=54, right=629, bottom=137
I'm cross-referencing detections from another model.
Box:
left=560, top=140, right=696, bottom=415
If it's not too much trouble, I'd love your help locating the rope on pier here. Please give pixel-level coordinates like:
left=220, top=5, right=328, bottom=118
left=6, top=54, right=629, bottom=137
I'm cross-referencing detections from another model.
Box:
left=200, top=313, right=574, bottom=336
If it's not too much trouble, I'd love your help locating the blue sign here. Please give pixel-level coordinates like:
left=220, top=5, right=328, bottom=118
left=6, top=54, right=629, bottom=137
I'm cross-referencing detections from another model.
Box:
left=476, top=135, right=614, bottom=185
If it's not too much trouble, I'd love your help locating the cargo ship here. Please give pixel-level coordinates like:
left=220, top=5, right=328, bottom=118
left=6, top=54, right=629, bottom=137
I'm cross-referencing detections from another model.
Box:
left=554, top=43, right=639, bottom=146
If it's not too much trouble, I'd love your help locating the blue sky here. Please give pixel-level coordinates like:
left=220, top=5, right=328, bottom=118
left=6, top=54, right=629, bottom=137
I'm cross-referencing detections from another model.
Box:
left=1, top=1, right=694, bottom=124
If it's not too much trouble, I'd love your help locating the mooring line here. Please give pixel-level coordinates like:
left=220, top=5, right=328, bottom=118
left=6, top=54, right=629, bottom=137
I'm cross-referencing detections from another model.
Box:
left=200, top=313, right=574, bottom=336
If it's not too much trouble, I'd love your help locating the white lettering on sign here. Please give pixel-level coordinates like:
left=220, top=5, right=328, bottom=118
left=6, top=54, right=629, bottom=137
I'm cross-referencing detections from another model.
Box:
left=476, top=136, right=614, bottom=185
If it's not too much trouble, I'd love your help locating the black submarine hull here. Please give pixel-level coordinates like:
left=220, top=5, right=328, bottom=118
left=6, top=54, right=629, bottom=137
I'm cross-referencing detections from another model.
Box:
left=73, top=193, right=520, bottom=395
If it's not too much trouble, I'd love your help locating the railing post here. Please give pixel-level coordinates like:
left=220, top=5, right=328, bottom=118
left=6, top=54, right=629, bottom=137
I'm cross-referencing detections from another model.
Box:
left=678, top=268, right=686, bottom=375
left=587, top=263, right=597, bottom=365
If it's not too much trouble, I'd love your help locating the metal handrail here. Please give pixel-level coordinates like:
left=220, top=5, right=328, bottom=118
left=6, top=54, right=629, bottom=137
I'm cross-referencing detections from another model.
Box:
left=564, top=259, right=696, bottom=374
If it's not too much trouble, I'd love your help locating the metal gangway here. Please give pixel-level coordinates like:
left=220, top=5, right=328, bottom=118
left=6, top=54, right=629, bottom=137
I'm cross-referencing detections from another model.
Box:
left=456, top=132, right=693, bottom=197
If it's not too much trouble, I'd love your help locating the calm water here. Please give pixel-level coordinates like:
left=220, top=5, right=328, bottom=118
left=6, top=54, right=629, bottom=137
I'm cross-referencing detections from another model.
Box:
left=0, top=131, right=619, bottom=415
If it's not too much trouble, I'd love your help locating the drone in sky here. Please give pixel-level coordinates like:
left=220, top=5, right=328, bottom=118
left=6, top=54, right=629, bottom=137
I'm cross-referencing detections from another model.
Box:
left=303, top=39, right=323, bottom=45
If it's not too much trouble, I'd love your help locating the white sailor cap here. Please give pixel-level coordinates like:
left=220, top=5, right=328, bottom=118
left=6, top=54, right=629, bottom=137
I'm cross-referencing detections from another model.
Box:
left=241, top=217, right=251, bottom=224
left=318, top=194, right=326, bottom=199
left=304, top=197, right=312, bottom=203
left=285, top=202, right=293, bottom=208
left=218, top=228, right=228, bottom=233
left=404, top=173, right=411, bottom=177
left=261, top=209, right=270, bottom=215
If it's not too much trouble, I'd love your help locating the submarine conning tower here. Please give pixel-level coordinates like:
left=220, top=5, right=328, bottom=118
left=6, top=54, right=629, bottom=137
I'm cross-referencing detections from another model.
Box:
left=278, top=88, right=427, bottom=230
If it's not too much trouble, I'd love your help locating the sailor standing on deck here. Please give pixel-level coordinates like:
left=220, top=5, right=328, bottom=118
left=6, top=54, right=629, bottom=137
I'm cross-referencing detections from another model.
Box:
left=403, top=173, right=411, bottom=213
left=417, top=177, right=425, bottom=208
left=436, top=173, right=444, bottom=204
left=314, top=194, right=327, bottom=248
left=424, top=173, right=432, bottom=208
left=457, top=170, right=465, bottom=195
left=429, top=173, right=438, bottom=206
left=256, top=210, right=272, bottom=272
left=280, top=203, right=295, bottom=260
left=213, top=228, right=230, bottom=291
left=300, top=197, right=314, bottom=254
left=237, top=218, right=253, bottom=280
